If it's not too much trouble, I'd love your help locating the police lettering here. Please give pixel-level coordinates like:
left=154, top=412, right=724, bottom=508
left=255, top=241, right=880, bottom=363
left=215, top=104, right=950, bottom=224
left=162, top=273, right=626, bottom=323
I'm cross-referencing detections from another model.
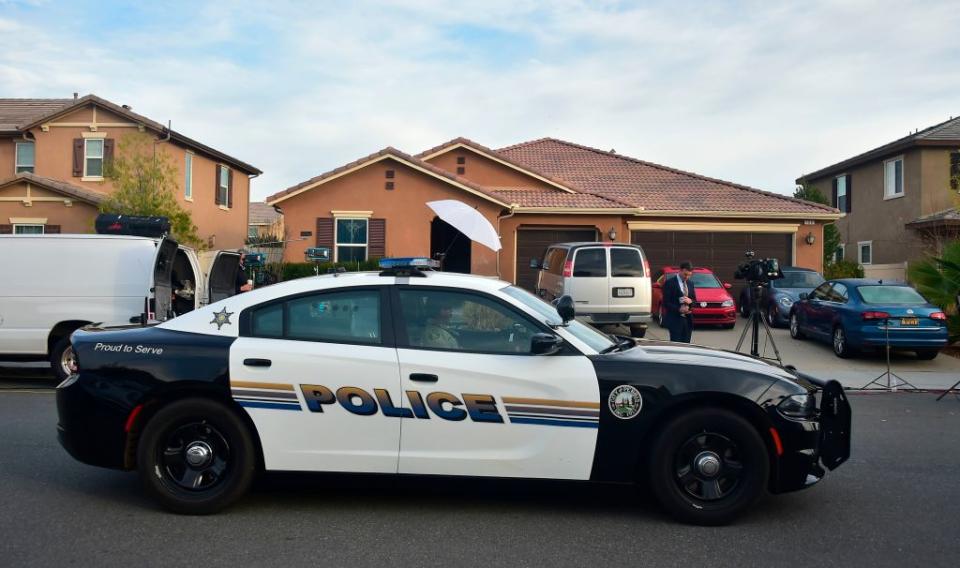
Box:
left=299, top=384, right=503, bottom=423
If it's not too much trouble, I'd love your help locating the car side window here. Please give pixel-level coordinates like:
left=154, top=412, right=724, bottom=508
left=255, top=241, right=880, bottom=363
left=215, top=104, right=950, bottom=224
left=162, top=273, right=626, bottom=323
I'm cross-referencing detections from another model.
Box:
left=827, top=283, right=848, bottom=303
left=810, top=283, right=832, bottom=301
left=545, top=248, right=565, bottom=276
left=573, top=248, right=606, bottom=277
left=398, top=289, right=542, bottom=355
left=249, top=289, right=381, bottom=344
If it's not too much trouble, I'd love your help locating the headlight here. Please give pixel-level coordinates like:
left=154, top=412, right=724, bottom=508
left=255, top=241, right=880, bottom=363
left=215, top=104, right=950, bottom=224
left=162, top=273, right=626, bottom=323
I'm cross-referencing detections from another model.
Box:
left=778, top=394, right=817, bottom=419
left=778, top=296, right=794, bottom=307
left=721, top=300, right=734, bottom=307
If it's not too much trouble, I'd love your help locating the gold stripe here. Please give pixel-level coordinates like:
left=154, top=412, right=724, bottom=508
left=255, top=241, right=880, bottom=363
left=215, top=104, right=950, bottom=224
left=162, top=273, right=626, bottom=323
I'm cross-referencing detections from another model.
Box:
left=231, top=381, right=295, bottom=392
left=501, top=396, right=600, bottom=409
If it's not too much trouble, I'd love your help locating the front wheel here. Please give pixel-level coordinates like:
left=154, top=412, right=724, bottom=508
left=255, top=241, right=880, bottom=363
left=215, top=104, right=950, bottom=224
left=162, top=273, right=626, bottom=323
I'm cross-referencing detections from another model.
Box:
left=647, top=408, right=769, bottom=525
left=137, top=398, right=257, bottom=515
left=49, top=336, right=75, bottom=382
left=916, top=349, right=939, bottom=360
left=766, top=305, right=779, bottom=328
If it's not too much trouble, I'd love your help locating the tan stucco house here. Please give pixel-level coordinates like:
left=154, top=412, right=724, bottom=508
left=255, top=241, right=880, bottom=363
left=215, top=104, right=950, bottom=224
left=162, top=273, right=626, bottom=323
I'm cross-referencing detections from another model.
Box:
left=797, top=115, right=960, bottom=279
left=268, top=137, right=838, bottom=293
left=0, top=94, right=261, bottom=248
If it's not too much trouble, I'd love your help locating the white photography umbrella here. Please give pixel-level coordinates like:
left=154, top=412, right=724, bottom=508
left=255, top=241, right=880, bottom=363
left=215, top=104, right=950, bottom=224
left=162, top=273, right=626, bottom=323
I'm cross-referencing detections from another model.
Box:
left=426, top=200, right=502, bottom=252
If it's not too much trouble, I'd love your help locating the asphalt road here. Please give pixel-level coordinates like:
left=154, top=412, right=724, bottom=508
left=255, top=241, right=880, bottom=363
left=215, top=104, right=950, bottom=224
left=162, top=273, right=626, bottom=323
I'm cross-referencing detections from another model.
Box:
left=1, top=389, right=958, bottom=567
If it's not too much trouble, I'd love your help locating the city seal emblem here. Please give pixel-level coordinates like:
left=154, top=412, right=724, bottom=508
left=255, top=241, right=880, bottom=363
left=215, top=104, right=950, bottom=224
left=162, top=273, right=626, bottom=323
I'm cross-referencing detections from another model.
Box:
left=608, top=385, right=643, bottom=419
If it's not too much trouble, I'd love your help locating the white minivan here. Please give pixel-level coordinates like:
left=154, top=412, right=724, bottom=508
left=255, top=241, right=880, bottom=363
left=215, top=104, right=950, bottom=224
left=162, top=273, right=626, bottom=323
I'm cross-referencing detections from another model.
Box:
left=0, top=234, right=240, bottom=379
left=532, top=242, right=652, bottom=337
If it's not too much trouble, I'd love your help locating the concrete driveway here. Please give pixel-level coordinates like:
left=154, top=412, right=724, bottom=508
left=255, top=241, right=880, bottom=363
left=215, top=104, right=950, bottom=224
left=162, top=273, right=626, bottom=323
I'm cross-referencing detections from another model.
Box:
left=637, top=318, right=960, bottom=390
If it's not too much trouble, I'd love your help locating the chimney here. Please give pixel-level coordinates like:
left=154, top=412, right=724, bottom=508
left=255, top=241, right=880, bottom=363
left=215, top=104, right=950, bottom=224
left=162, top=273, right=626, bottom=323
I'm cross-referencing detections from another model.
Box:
left=73, top=92, right=78, bottom=100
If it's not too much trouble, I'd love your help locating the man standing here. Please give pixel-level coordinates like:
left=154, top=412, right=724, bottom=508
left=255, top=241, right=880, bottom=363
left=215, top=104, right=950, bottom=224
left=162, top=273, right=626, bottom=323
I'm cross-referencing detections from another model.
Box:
left=661, top=261, right=697, bottom=343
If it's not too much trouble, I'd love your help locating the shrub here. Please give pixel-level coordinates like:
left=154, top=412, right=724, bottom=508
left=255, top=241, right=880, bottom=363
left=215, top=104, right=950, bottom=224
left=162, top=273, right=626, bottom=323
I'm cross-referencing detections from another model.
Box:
left=278, top=259, right=382, bottom=281
left=824, top=260, right=864, bottom=280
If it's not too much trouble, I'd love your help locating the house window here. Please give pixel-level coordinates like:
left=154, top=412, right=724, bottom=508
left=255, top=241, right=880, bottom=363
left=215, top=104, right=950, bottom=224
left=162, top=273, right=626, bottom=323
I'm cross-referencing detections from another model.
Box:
left=858, top=241, right=872, bottom=265
left=218, top=165, right=229, bottom=207
left=835, top=244, right=845, bottom=263
left=185, top=152, right=193, bottom=200
left=84, top=139, right=104, bottom=177
left=14, top=224, right=44, bottom=234
left=15, top=142, right=35, bottom=174
left=835, top=175, right=847, bottom=212
left=335, top=218, right=367, bottom=262
left=884, top=157, right=903, bottom=198
left=248, top=225, right=258, bottom=239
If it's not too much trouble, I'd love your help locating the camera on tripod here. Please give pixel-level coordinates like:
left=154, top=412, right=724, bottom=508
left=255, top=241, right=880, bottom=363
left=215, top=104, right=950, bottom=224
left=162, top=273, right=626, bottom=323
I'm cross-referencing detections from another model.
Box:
left=734, top=251, right=784, bottom=284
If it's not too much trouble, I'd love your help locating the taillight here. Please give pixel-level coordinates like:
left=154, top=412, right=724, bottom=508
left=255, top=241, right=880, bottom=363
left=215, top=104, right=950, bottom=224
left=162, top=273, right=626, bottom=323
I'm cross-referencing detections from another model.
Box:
left=643, top=259, right=650, bottom=277
left=930, top=312, right=947, bottom=321
left=862, top=311, right=891, bottom=321
left=562, top=260, right=573, bottom=277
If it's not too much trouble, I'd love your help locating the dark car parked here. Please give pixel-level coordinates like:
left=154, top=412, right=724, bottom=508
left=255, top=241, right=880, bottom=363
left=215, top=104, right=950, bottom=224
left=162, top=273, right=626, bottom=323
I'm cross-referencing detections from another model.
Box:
left=740, top=267, right=825, bottom=327
left=788, top=279, right=948, bottom=359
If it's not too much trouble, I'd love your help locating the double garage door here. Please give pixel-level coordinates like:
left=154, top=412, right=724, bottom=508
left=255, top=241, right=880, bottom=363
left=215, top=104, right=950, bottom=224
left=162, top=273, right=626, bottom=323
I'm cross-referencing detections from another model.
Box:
left=631, top=230, right=793, bottom=300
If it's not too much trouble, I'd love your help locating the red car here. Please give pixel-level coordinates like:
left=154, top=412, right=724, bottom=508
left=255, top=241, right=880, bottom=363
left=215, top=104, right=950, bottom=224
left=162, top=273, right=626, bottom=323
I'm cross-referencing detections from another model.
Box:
left=653, top=267, right=737, bottom=328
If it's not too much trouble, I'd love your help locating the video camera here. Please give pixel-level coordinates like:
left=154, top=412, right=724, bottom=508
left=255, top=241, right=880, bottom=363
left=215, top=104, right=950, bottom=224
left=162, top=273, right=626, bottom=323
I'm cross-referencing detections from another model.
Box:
left=734, top=251, right=783, bottom=284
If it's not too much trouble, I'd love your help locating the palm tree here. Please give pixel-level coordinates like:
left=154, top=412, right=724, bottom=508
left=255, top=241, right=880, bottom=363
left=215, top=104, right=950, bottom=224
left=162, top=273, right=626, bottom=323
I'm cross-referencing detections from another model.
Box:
left=908, top=240, right=960, bottom=341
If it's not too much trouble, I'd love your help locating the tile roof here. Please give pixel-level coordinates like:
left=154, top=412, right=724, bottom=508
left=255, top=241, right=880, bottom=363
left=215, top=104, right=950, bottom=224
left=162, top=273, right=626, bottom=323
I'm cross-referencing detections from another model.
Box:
left=0, top=98, right=74, bottom=131
left=0, top=172, right=105, bottom=204
left=249, top=202, right=281, bottom=224
left=498, top=138, right=836, bottom=216
left=906, top=207, right=960, bottom=229
left=487, top=188, right=632, bottom=209
left=797, top=115, right=960, bottom=182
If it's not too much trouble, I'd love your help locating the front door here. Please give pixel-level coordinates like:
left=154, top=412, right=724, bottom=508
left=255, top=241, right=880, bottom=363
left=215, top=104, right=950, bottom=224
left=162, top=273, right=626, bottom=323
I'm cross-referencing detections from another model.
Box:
left=230, top=286, right=402, bottom=473
left=392, top=287, right=600, bottom=480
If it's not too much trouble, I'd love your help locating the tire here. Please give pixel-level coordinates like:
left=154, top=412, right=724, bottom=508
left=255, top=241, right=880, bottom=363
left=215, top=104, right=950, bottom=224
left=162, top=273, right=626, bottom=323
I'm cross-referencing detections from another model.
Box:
left=49, top=336, right=75, bottom=382
left=721, top=323, right=735, bottom=330
left=739, top=300, right=750, bottom=319
left=657, top=307, right=666, bottom=328
left=766, top=305, right=779, bottom=329
left=646, top=407, right=769, bottom=526
left=832, top=326, right=855, bottom=358
left=630, top=325, right=647, bottom=339
left=789, top=312, right=805, bottom=340
left=916, top=349, right=939, bottom=360
left=137, top=398, right=257, bottom=515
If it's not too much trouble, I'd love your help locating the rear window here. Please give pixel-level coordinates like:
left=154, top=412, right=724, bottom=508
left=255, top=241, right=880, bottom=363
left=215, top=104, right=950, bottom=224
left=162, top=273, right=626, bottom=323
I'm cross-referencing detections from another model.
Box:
left=777, top=271, right=824, bottom=288
left=857, top=286, right=927, bottom=305
left=573, top=248, right=606, bottom=277
left=689, top=273, right=721, bottom=288
left=610, top=248, right=644, bottom=277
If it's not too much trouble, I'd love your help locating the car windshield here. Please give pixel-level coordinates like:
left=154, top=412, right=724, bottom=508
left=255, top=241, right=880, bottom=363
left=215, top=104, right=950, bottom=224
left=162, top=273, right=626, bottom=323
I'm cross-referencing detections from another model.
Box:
left=688, top=273, right=721, bottom=288
left=776, top=271, right=824, bottom=289
left=501, top=286, right=615, bottom=353
left=857, top=285, right=928, bottom=305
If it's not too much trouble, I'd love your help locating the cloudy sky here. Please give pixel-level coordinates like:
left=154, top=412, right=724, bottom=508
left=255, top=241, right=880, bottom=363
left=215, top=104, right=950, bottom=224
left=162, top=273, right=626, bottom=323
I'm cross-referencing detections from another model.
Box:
left=2, top=0, right=958, bottom=201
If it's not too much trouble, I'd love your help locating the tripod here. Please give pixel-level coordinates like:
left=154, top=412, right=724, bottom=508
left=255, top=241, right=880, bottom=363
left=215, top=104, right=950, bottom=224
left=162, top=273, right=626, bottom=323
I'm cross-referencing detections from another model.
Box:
left=735, top=282, right=783, bottom=365
left=860, top=317, right=918, bottom=391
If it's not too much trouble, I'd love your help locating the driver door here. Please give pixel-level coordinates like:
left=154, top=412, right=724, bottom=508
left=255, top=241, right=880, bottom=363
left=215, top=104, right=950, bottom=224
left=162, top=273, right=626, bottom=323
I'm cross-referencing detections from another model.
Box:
left=392, top=286, right=600, bottom=480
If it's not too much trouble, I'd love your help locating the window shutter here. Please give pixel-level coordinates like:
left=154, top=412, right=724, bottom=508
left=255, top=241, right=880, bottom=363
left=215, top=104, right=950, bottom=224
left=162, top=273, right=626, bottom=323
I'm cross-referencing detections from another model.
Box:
left=0, top=225, right=11, bottom=234
left=831, top=178, right=838, bottom=209
left=214, top=167, right=221, bottom=205
left=316, top=218, right=334, bottom=248
left=45, top=225, right=61, bottom=234
left=368, top=218, right=386, bottom=257
left=845, top=174, right=852, bottom=213
left=72, top=139, right=84, bottom=177
left=103, top=139, right=114, bottom=172
left=950, top=151, right=960, bottom=191
left=227, top=169, right=234, bottom=209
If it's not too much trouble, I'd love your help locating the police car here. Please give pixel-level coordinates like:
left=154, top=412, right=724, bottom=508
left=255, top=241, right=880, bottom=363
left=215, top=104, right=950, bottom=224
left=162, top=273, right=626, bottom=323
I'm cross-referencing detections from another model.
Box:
left=56, top=258, right=850, bottom=525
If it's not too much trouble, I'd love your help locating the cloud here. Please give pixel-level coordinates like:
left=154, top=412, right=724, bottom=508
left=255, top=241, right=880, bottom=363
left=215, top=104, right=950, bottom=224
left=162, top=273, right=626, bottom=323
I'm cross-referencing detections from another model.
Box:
left=1, top=0, right=958, bottom=201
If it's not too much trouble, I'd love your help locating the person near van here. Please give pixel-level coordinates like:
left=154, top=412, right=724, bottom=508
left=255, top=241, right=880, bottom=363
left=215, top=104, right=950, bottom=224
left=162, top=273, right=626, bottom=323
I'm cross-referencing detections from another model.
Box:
left=236, top=254, right=254, bottom=294
left=661, top=261, right=697, bottom=343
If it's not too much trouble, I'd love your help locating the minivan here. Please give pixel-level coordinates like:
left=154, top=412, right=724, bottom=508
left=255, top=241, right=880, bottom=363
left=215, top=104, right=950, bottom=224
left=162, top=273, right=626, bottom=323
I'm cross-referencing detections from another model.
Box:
left=531, top=242, right=652, bottom=337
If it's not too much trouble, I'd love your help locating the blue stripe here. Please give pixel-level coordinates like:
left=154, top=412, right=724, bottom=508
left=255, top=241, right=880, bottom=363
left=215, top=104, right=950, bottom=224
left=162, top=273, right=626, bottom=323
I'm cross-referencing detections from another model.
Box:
left=238, top=401, right=302, bottom=411
left=509, top=417, right=599, bottom=429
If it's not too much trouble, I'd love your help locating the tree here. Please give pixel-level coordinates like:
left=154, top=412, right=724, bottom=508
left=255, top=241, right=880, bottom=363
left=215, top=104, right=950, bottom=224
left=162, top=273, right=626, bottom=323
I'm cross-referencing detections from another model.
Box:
left=794, top=184, right=841, bottom=265
left=100, top=132, right=202, bottom=248
left=908, top=240, right=960, bottom=341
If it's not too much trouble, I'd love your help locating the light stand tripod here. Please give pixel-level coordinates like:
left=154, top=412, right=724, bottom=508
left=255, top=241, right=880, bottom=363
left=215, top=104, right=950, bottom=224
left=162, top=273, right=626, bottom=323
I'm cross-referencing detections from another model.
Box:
left=735, top=282, right=783, bottom=365
left=860, top=317, right=918, bottom=391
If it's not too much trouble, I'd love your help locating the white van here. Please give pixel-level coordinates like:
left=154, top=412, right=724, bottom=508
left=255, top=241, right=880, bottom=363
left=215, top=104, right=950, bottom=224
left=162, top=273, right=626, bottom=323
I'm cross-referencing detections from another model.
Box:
left=0, top=234, right=240, bottom=379
left=532, top=242, right=652, bottom=337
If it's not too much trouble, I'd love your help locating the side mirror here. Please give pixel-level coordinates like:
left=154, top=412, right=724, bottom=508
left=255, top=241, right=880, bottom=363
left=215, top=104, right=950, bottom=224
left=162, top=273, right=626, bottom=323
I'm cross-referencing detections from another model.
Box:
left=529, top=258, right=542, bottom=269
left=556, top=295, right=575, bottom=323
left=652, top=282, right=661, bottom=289
left=723, top=282, right=732, bottom=289
left=799, top=292, right=808, bottom=300
left=531, top=333, right=564, bottom=355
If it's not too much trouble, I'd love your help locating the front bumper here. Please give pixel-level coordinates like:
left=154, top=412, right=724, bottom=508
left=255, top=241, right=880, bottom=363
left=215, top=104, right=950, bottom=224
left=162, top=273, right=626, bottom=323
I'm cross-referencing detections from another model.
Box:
left=691, top=307, right=736, bottom=325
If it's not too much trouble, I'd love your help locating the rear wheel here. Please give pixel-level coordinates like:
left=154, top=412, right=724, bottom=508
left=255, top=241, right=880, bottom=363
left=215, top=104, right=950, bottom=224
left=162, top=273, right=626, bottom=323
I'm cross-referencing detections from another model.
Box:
left=49, top=336, right=75, bottom=382
left=657, top=307, right=666, bottom=328
left=629, top=325, right=647, bottom=339
left=137, top=398, right=256, bottom=514
left=789, top=312, right=805, bottom=339
left=832, top=326, right=855, bottom=358
left=916, top=349, right=939, bottom=360
left=647, top=407, right=768, bottom=525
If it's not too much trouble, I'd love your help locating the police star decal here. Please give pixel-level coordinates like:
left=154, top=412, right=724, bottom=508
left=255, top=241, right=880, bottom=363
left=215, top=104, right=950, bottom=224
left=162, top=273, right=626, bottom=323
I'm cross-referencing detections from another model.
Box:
left=210, top=307, right=234, bottom=330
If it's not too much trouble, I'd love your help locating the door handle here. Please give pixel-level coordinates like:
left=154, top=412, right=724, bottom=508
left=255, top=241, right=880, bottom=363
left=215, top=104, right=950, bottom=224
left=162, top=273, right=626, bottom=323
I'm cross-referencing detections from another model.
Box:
left=243, top=358, right=272, bottom=368
left=409, top=373, right=438, bottom=383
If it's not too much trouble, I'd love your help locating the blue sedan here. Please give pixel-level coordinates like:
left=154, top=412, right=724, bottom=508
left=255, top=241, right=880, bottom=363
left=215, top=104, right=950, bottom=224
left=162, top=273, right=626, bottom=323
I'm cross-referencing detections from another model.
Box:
left=788, top=279, right=948, bottom=359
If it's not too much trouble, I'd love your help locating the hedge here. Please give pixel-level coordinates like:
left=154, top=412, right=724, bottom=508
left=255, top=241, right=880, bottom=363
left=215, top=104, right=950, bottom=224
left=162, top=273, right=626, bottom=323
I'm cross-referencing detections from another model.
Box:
left=266, top=259, right=383, bottom=282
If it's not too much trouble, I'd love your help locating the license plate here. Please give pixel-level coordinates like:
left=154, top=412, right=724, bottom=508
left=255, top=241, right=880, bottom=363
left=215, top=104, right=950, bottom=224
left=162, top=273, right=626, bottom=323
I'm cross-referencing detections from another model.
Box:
left=901, top=317, right=919, bottom=326
left=613, top=287, right=634, bottom=298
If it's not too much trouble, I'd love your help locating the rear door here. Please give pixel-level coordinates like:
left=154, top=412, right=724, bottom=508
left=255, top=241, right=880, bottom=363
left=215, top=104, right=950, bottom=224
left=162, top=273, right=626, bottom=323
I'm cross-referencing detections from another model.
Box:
left=199, top=250, right=241, bottom=304
left=568, top=246, right=608, bottom=313
left=538, top=247, right=567, bottom=300
left=152, top=238, right=178, bottom=320
left=609, top=246, right=650, bottom=315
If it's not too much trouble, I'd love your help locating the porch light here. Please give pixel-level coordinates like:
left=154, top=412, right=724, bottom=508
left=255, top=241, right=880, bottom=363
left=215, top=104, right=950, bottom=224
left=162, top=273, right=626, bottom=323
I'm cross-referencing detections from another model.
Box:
left=608, top=227, right=617, bottom=240
left=805, top=232, right=816, bottom=245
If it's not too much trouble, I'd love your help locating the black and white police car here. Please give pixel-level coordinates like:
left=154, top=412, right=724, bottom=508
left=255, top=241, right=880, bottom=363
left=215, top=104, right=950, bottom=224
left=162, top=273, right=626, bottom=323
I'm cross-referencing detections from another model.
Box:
left=57, top=258, right=850, bottom=525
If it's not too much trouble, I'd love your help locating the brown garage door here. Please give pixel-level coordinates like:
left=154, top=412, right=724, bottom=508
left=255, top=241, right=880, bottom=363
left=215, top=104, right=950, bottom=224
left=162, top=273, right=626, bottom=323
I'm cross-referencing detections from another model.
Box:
left=515, top=227, right=598, bottom=290
left=631, top=231, right=792, bottom=300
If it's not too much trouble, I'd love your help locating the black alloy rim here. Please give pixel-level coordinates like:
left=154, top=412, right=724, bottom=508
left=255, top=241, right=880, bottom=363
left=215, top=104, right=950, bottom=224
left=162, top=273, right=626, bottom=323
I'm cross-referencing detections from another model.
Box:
left=160, top=421, right=231, bottom=491
left=674, top=432, right=743, bottom=501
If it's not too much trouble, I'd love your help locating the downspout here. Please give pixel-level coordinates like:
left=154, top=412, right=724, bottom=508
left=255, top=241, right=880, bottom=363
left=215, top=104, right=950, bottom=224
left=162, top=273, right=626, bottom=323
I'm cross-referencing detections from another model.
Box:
left=496, top=205, right=517, bottom=280
left=153, top=120, right=173, bottom=157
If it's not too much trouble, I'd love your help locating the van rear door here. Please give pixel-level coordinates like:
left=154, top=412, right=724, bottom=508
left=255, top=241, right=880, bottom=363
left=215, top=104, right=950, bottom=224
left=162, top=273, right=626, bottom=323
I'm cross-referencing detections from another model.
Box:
left=567, top=246, right=609, bottom=314
left=199, top=250, right=241, bottom=304
left=608, top=246, right=650, bottom=316
left=153, top=238, right=179, bottom=320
